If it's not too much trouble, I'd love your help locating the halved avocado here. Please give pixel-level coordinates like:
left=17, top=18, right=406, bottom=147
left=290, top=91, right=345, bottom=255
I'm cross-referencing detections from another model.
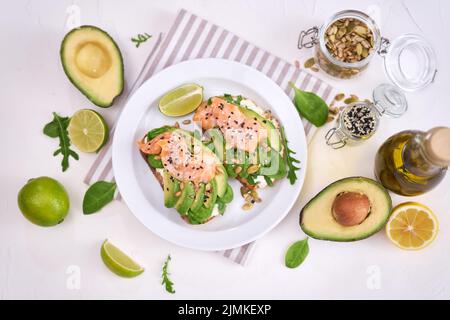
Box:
left=60, top=25, right=124, bottom=107
left=175, top=182, right=195, bottom=215
left=239, top=107, right=281, bottom=152
left=163, top=170, right=180, bottom=208
left=300, top=177, right=392, bottom=242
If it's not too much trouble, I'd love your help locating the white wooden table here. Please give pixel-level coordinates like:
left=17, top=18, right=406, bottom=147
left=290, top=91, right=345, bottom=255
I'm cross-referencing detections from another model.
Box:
left=1, top=0, right=449, bottom=299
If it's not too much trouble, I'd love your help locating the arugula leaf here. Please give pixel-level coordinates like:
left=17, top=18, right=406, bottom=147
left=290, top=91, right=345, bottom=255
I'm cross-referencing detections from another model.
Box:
left=131, top=32, right=152, bottom=48
left=162, top=255, right=175, bottom=294
left=263, top=175, right=273, bottom=187
left=285, top=238, right=309, bottom=268
left=44, top=112, right=79, bottom=172
left=289, top=82, right=328, bottom=127
left=82, top=181, right=117, bottom=214
left=223, top=93, right=242, bottom=106
left=280, top=126, right=300, bottom=185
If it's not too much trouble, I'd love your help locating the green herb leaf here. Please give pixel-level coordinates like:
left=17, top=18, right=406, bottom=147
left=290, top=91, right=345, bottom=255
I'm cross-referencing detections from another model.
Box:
left=223, top=93, right=242, bottom=106
left=162, top=255, right=175, bottom=294
left=285, top=238, right=309, bottom=268
left=289, top=82, right=329, bottom=127
left=217, top=201, right=226, bottom=215
left=131, top=32, right=152, bottom=48
left=146, top=126, right=173, bottom=141
left=280, top=126, right=300, bottom=185
left=44, top=112, right=79, bottom=171
left=82, top=181, right=117, bottom=214
left=263, top=175, right=273, bottom=187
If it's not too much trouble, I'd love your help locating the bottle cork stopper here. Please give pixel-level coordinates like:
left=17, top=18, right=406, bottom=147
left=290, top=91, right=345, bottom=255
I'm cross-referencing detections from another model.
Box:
left=425, top=127, right=450, bottom=166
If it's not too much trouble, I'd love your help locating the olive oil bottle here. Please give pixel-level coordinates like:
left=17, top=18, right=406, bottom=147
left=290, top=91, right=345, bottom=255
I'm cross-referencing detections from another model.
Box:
left=375, top=127, right=450, bottom=196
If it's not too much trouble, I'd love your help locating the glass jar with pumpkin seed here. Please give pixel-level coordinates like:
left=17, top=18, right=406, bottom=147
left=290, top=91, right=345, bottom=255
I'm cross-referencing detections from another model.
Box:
left=298, top=9, right=437, bottom=86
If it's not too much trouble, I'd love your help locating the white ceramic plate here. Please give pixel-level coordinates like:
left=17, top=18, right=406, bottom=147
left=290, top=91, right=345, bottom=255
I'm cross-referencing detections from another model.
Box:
left=112, top=58, right=307, bottom=251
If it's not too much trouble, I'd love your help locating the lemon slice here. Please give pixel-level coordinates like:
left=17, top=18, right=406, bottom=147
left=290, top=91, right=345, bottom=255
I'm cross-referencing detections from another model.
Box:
left=68, top=109, right=108, bottom=152
left=159, top=83, right=203, bottom=116
left=386, top=202, right=438, bottom=250
left=100, top=240, right=144, bottom=278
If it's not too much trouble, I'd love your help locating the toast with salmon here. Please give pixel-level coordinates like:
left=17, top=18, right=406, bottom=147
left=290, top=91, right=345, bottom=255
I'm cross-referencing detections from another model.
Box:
left=193, top=95, right=288, bottom=195
left=138, top=125, right=233, bottom=224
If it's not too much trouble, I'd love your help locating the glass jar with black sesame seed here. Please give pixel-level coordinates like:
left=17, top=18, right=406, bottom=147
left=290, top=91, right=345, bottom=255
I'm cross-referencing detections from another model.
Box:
left=325, top=84, right=407, bottom=149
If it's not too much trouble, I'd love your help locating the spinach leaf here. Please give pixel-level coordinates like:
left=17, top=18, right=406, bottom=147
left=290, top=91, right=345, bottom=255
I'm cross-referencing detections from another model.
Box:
left=44, top=112, right=79, bottom=171
left=289, top=82, right=328, bottom=127
left=285, top=238, right=309, bottom=268
left=83, top=181, right=117, bottom=214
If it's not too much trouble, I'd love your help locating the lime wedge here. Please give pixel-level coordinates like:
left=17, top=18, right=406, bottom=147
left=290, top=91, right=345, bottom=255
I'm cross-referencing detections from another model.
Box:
left=159, top=83, right=203, bottom=116
left=100, top=240, right=144, bottom=278
left=68, top=109, right=108, bottom=153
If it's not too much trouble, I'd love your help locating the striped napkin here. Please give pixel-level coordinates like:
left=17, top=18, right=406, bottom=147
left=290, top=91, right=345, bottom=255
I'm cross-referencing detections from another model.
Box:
left=84, top=9, right=336, bottom=265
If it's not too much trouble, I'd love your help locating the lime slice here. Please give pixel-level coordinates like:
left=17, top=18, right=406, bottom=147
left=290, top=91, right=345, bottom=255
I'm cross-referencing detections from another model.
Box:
left=159, top=83, right=203, bottom=116
left=68, top=109, right=108, bottom=153
left=100, top=240, right=144, bottom=278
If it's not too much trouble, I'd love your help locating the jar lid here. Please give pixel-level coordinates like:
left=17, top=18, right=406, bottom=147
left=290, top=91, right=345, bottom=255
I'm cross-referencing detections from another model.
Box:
left=383, top=34, right=437, bottom=91
left=373, top=83, right=408, bottom=118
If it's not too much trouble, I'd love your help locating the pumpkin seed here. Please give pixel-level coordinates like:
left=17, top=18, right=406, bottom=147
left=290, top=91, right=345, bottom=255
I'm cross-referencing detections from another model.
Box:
left=324, top=17, right=374, bottom=64
left=242, top=202, right=253, bottom=211
left=247, top=164, right=260, bottom=174
left=334, top=93, right=345, bottom=101
left=344, top=96, right=359, bottom=104
left=240, top=186, right=249, bottom=197
left=304, top=57, right=316, bottom=69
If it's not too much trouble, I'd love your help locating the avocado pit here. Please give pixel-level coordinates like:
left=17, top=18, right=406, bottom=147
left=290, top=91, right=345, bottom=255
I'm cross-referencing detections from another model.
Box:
left=75, top=42, right=111, bottom=78
left=332, top=192, right=370, bottom=226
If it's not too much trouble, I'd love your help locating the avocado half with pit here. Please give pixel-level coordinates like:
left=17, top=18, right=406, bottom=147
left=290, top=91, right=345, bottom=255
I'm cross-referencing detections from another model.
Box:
left=60, top=25, right=124, bottom=107
left=300, top=177, right=392, bottom=241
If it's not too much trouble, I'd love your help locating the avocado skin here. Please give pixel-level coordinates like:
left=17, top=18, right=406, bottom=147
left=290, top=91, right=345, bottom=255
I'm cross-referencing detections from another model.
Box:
left=60, top=25, right=124, bottom=108
left=299, top=177, right=392, bottom=242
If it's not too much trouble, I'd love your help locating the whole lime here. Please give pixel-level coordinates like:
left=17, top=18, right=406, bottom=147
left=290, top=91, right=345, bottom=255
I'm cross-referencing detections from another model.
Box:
left=17, top=176, right=70, bottom=226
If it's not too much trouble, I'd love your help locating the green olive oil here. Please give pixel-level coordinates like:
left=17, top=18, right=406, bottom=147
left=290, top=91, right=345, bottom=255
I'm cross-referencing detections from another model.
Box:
left=375, top=128, right=450, bottom=196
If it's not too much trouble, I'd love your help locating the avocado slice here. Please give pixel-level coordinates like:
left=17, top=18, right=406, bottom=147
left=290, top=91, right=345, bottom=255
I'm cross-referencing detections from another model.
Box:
left=162, top=170, right=180, bottom=208
left=219, top=184, right=234, bottom=204
left=214, top=165, right=228, bottom=198
left=188, top=180, right=218, bottom=224
left=300, top=177, right=392, bottom=242
left=60, top=25, right=124, bottom=107
left=259, top=151, right=286, bottom=179
left=175, top=182, right=195, bottom=215
left=239, top=107, right=281, bottom=152
left=190, top=183, right=206, bottom=212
